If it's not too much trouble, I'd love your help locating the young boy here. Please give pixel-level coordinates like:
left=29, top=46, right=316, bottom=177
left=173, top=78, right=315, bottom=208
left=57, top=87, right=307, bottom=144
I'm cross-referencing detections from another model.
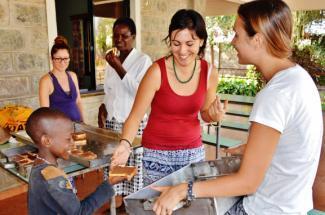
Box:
left=26, top=107, right=121, bottom=215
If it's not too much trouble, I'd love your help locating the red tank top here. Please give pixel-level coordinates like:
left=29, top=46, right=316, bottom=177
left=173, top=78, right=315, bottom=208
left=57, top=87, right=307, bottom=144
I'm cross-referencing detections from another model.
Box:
left=142, top=57, right=208, bottom=150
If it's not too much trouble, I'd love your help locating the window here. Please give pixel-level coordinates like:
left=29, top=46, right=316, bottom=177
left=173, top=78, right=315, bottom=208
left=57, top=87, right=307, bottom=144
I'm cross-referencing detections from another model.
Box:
left=55, top=0, right=129, bottom=91
left=93, top=17, right=115, bottom=89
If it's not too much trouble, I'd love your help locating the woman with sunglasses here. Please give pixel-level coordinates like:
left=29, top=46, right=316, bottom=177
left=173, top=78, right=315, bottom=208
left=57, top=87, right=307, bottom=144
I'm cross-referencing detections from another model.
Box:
left=39, top=36, right=84, bottom=122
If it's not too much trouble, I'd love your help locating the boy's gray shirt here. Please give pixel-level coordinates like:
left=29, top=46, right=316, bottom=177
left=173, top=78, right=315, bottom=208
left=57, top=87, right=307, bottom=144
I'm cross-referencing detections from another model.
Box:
left=28, top=163, right=114, bottom=215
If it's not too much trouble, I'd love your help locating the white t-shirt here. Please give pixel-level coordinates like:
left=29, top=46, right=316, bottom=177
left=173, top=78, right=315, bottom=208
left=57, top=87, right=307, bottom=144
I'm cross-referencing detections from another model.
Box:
left=243, top=65, right=323, bottom=215
left=103, top=48, right=152, bottom=122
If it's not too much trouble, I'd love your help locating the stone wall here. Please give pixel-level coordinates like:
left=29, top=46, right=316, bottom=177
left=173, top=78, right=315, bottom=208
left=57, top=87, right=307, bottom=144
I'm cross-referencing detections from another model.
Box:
left=81, top=93, right=104, bottom=126
left=0, top=0, right=49, bottom=109
left=140, top=0, right=206, bottom=61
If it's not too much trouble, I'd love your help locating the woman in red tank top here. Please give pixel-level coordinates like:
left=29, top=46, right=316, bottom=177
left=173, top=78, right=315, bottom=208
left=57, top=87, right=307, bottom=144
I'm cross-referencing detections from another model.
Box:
left=111, top=9, right=227, bottom=185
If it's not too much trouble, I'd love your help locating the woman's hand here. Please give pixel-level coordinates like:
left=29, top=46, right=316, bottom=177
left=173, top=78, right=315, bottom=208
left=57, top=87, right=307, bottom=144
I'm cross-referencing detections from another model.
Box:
left=223, top=144, right=247, bottom=156
left=152, top=183, right=187, bottom=215
left=206, top=96, right=228, bottom=122
left=110, top=140, right=131, bottom=168
left=105, top=51, right=122, bottom=71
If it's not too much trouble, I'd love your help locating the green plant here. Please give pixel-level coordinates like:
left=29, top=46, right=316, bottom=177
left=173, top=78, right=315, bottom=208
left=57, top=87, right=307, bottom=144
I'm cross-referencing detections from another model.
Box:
left=292, top=43, right=325, bottom=85
left=217, top=75, right=260, bottom=97
left=320, top=92, right=325, bottom=110
left=291, top=10, right=325, bottom=85
left=246, top=65, right=264, bottom=90
left=292, top=10, right=324, bottom=44
left=217, top=66, right=264, bottom=97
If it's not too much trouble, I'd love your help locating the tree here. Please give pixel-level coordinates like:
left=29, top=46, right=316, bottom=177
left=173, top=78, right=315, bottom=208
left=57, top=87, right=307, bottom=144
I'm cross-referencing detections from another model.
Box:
left=292, top=10, right=324, bottom=44
left=95, top=18, right=115, bottom=66
left=206, top=16, right=235, bottom=46
left=292, top=10, right=325, bottom=85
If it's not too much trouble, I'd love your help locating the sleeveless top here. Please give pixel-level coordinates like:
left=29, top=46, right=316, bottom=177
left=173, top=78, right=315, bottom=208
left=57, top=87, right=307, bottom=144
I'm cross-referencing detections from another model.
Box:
left=49, top=72, right=81, bottom=122
left=142, top=57, right=208, bottom=150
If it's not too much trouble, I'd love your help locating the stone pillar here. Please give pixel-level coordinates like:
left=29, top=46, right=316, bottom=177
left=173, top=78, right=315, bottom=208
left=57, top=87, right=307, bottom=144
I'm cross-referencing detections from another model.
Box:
left=193, top=0, right=207, bottom=16
left=140, top=0, right=198, bottom=61
left=0, top=0, right=49, bottom=108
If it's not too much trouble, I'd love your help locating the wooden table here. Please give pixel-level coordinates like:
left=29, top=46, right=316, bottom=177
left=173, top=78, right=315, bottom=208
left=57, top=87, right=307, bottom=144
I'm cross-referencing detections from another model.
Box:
left=0, top=167, right=27, bottom=200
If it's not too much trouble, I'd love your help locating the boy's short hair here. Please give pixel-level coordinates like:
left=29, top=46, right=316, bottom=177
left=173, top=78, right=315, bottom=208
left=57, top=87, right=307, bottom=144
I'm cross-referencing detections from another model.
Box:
left=26, top=107, right=70, bottom=144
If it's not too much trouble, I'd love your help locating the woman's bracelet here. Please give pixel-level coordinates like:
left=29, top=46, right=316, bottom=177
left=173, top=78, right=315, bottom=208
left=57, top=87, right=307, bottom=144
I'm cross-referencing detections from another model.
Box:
left=120, top=138, right=133, bottom=154
left=120, top=138, right=132, bottom=147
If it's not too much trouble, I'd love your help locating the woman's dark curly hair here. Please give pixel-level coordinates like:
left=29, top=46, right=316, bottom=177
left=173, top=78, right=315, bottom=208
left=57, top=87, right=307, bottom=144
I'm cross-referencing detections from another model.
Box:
left=164, top=9, right=208, bottom=57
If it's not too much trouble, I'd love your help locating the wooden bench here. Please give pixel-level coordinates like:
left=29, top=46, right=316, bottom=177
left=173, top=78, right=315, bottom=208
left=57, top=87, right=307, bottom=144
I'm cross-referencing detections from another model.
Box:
left=202, top=93, right=253, bottom=158
left=221, top=120, right=250, bottom=132
left=219, top=93, right=255, bottom=105
left=202, top=133, right=242, bottom=148
left=206, top=120, right=250, bottom=132
left=218, top=93, right=254, bottom=131
left=220, top=93, right=254, bottom=118
left=226, top=109, right=251, bottom=117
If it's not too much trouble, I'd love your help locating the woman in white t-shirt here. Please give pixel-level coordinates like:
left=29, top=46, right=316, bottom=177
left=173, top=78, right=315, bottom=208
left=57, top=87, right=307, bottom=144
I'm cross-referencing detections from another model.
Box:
left=151, top=0, right=323, bottom=215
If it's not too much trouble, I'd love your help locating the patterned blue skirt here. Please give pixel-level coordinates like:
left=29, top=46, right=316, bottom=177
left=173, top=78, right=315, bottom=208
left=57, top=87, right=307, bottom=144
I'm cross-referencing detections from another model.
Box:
left=142, top=146, right=205, bottom=186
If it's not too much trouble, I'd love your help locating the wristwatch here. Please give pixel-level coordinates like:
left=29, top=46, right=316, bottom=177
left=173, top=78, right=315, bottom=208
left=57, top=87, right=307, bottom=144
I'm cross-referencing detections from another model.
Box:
left=185, top=180, right=195, bottom=207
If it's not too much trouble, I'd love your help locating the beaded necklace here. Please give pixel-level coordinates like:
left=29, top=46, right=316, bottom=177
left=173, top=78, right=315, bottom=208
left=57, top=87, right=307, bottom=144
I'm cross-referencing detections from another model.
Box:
left=172, top=56, right=197, bottom=84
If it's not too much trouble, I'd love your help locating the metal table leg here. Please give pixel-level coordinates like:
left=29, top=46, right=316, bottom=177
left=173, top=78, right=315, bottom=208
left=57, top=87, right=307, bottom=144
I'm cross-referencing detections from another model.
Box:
left=215, top=122, right=221, bottom=160
left=110, top=196, right=116, bottom=215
